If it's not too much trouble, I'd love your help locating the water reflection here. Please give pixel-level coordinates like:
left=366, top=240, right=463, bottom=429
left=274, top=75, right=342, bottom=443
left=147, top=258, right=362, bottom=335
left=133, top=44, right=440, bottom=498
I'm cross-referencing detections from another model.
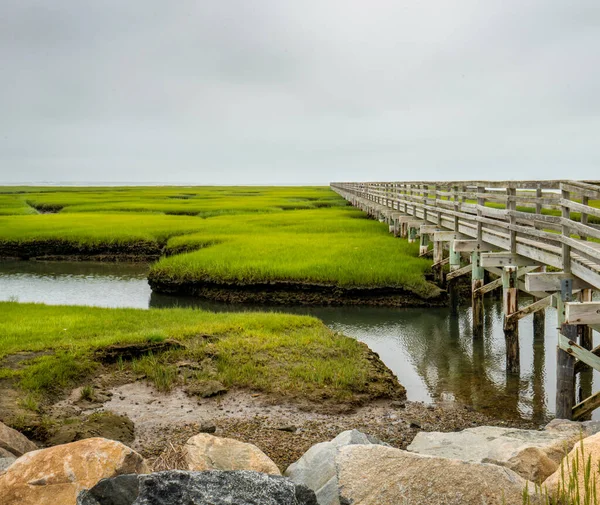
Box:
left=1, top=260, right=599, bottom=422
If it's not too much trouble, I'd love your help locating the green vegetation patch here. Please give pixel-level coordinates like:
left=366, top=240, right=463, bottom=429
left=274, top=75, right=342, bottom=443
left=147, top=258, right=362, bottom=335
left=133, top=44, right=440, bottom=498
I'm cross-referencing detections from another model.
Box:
left=0, top=302, right=404, bottom=404
left=0, top=186, right=439, bottom=298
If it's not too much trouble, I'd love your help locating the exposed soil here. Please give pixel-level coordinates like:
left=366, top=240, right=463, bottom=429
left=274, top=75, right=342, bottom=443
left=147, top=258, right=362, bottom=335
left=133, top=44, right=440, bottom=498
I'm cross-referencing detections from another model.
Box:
left=47, top=382, right=541, bottom=472
left=0, top=240, right=162, bottom=261
left=147, top=278, right=447, bottom=308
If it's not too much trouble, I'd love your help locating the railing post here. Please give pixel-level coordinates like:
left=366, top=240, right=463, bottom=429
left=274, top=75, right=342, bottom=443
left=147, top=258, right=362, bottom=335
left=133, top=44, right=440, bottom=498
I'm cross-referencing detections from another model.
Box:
left=556, top=278, right=576, bottom=420
left=476, top=185, right=485, bottom=243
left=580, top=195, right=589, bottom=241
left=561, top=186, right=572, bottom=273
left=453, top=185, right=459, bottom=231
left=507, top=186, right=517, bottom=254
left=502, top=265, right=519, bottom=373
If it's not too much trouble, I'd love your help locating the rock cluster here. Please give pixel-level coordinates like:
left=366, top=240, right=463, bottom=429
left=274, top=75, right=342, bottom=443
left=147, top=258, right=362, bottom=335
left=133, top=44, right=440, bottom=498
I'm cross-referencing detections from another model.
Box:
left=3, top=418, right=600, bottom=504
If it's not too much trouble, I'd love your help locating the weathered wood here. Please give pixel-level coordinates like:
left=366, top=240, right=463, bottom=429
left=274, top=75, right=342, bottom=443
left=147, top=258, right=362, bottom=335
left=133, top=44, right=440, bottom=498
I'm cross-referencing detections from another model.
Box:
left=555, top=278, right=576, bottom=420
left=481, top=252, right=542, bottom=268
left=533, top=266, right=547, bottom=340
left=474, top=277, right=502, bottom=296
left=506, top=295, right=552, bottom=323
left=448, top=241, right=461, bottom=316
left=502, top=266, right=519, bottom=373
left=472, top=250, right=485, bottom=338
left=453, top=240, right=499, bottom=252
left=579, top=289, right=594, bottom=351
left=446, top=264, right=471, bottom=281
left=564, top=302, right=600, bottom=325
left=558, top=333, right=600, bottom=373
left=573, top=391, right=600, bottom=421
left=524, top=272, right=594, bottom=292
left=434, top=231, right=466, bottom=242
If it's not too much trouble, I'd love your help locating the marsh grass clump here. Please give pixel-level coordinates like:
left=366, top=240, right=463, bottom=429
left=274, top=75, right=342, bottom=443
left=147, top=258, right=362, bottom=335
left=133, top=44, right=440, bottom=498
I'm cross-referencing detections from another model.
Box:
left=522, top=436, right=600, bottom=505
left=0, top=302, right=404, bottom=406
left=132, top=352, right=177, bottom=392
left=19, top=351, right=96, bottom=394
left=80, top=384, right=95, bottom=402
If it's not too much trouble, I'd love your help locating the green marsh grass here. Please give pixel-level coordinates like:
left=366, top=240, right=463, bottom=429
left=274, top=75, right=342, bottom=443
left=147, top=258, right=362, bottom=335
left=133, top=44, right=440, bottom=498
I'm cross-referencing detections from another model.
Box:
left=0, top=186, right=437, bottom=296
left=0, top=302, right=394, bottom=402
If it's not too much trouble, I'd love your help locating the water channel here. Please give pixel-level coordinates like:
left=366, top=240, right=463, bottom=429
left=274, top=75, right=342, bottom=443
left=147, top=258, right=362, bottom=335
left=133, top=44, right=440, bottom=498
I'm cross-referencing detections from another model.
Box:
left=1, top=260, right=598, bottom=423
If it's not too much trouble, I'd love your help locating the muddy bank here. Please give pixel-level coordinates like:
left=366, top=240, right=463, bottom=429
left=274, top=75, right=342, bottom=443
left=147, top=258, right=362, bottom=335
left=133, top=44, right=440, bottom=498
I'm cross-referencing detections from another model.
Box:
left=0, top=240, right=162, bottom=261
left=147, top=277, right=447, bottom=307
left=36, top=382, right=542, bottom=472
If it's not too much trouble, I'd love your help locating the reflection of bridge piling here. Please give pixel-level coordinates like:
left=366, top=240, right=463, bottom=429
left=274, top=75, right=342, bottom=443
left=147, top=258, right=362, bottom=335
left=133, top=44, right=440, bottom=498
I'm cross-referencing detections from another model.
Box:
left=332, top=180, right=600, bottom=420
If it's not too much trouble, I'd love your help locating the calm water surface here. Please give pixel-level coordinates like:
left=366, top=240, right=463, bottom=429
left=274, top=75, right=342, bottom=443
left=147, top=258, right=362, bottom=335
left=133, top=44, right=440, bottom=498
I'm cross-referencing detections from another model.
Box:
left=1, top=260, right=598, bottom=422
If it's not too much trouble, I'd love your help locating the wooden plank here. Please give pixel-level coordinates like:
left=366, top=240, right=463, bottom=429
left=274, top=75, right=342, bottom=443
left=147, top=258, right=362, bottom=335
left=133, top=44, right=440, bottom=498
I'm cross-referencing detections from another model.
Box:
left=524, top=272, right=594, bottom=292
left=474, top=277, right=502, bottom=295
left=573, top=391, right=600, bottom=421
left=564, top=302, right=600, bottom=325
left=434, top=231, right=465, bottom=242
left=452, top=240, right=500, bottom=252
left=560, top=199, right=600, bottom=220
left=446, top=264, right=472, bottom=281
left=506, top=295, right=553, bottom=323
left=481, top=252, right=542, bottom=268
left=559, top=333, right=600, bottom=371
left=432, top=257, right=450, bottom=268
left=561, top=181, right=600, bottom=199
left=420, top=225, right=442, bottom=234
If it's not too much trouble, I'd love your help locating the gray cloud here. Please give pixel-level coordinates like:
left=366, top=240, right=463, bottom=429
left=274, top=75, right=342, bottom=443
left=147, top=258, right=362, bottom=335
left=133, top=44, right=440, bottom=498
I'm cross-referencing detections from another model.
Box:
left=0, top=0, right=598, bottom=184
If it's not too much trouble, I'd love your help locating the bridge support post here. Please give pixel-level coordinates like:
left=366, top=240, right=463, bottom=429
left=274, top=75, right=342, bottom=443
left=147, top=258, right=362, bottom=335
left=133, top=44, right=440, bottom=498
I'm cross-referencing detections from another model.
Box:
left=419, top=232, right=429, bottom=256
left=577, top=289, right=594, bottom=411
left=408, top=225, right=417, bottom=243
left=556, top=278, right=576, bottom=420
left=433, top=240, right=443, bottom=285
left=449, top=241, right=461, bottom=316
left=533, top=267, right=546, bottom=340
left=579, top=289, right=594, bottom=350
left=471, top=250, right=484, bottom=338
left=502, top=266, right=519, bottom=373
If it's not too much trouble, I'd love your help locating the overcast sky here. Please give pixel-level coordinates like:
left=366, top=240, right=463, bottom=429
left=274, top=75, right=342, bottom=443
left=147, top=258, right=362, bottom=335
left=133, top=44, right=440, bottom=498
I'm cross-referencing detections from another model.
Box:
left=0, top=1, right=598, bottom=185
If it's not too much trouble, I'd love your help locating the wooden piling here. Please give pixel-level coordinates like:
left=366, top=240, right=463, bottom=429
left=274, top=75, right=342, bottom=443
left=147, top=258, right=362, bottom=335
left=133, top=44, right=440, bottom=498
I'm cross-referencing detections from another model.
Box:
left=448, top=241, right=461, bottom=316
left=408, top=226, right=417, bottom=244
left=433, top=240, right=443, bottom=285
left=533, top=266, right=546, bottom=339
left=556, top=278, right=576, bottom=420
left=502, top=266, right=519, bottom=373
left=419, top=232, right=429, bottom=256
left=471, top=250, right=484, bottom=338
left=579, top=289, right=594, bottom=350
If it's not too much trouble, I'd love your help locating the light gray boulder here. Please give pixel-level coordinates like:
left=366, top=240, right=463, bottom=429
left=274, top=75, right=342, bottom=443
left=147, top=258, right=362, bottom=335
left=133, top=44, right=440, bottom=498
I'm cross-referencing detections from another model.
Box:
left=284, top=429, right=386, bottom=505
left=0, top=457, right=16, bottom=473
left=337, top=444, right=537, bottom=505
left=407, top=421, right=595, bottom=483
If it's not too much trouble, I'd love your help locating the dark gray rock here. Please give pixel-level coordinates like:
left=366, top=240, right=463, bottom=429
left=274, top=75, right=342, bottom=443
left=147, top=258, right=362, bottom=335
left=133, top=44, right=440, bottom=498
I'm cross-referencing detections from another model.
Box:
left=78, top=470, right=318, bottom=505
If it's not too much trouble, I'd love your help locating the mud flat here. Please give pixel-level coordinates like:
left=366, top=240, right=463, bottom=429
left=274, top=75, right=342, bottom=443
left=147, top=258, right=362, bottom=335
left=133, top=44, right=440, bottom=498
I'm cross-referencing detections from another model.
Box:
left=147, top=277, right=447, bottom=307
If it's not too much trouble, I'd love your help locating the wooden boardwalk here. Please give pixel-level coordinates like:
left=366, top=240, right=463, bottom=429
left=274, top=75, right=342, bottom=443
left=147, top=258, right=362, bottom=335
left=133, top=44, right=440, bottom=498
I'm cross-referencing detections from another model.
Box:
left=331, top=180, right=600, bottom=420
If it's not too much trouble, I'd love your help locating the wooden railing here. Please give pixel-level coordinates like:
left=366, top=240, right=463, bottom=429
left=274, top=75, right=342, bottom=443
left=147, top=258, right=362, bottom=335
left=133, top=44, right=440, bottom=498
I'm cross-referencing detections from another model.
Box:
left=331, top=180, right=600, bottom=290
